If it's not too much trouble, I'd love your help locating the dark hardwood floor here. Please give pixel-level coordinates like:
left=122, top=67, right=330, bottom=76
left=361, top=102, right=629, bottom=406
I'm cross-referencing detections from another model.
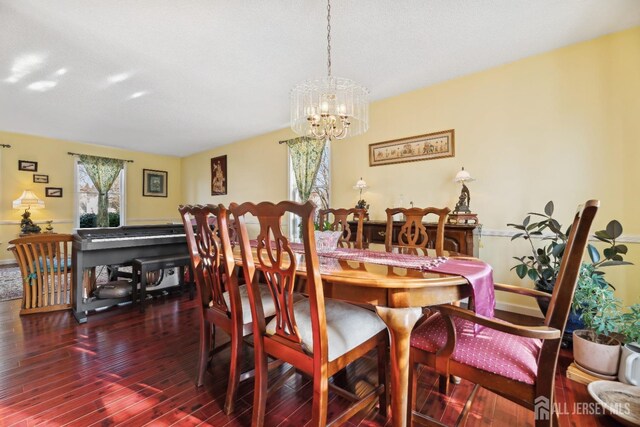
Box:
left=0, top=292, right=622, bottom=426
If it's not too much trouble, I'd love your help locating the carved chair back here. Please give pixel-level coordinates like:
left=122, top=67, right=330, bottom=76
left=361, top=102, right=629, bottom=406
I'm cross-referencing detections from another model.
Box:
left=318, top=207, right=365, bottom=249
left=179, top=204, right=239, bottom=320
left=385, top=207, right=450, bottom=254
left=232, top=200, right=330, bottom=360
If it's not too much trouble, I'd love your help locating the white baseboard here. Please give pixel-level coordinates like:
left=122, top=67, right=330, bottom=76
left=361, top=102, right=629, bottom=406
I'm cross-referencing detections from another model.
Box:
left=495, top=300, right=544, bottom=319
left=0, top=259, right=18, bottom=266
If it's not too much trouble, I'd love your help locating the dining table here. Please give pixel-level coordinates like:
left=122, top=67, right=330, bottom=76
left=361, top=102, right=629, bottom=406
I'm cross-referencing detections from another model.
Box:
left=232, top=243, right=491, bottom=427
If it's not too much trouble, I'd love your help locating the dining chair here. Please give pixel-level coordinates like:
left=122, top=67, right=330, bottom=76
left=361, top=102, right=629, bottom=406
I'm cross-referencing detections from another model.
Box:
left=178, top=204, right=280, bottom=415
left=8, top=233, right=74, bottom=315
left=318, top=207, right=366, bottom=249
left=231, top=200, right=389, bottom=426
left=385, top=207, right=450, bottom=254
left=408, top=200, right=599, bottom=426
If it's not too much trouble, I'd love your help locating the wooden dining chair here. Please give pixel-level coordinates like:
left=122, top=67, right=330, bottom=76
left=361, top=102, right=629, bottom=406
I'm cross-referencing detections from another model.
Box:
left=408, top=200, right=599, bottom=426
left=8, top=233, right=74, bottom=315
left=231, top=200, right=389, bottom=426
left=178, top=204, right=280, bottom=415
left=385, top=207, right=450, bottom=254
left=318, top=207, right=366, bottom=249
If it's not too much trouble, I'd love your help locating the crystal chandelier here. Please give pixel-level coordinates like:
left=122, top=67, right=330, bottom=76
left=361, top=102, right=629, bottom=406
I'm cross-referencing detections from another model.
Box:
left=290, top=0, right=369, bottom=141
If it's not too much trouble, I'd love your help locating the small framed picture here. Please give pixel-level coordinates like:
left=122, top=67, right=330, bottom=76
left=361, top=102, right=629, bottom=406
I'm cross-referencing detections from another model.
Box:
left=18, top=160, right=38, bottom=171
left=143, top=169, right=168, bottom=197
left=33, top=174, right=49, bottom=183
left=45, top=187, right=63, bottom=197
left=211, top=155, right=227, bottom=195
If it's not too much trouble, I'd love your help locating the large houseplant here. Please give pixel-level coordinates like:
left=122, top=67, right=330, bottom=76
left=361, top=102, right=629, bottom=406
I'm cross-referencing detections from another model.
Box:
left=507, top=201, right=634, bottom=340
left=508, top=201, right=632, bottom=294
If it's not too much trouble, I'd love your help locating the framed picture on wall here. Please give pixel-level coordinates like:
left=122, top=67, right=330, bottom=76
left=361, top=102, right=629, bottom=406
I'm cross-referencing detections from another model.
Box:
left=18, top=160, right=38, bottom=171
left=369, top=129, right=455, bottom=167
left=142, top=169, right=168, bottom=197
left=211, top=155, right=227, bottom=195
left=45, top=187, right=63, bottom=197
left=33, top=174, right=49, bottom=183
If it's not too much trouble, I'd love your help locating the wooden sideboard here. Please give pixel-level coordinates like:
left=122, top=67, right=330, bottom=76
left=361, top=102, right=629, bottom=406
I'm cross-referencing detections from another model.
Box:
left=347, top=220, right=480, bottom=257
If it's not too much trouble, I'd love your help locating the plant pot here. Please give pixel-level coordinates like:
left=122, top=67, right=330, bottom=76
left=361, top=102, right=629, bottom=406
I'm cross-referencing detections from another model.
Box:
left=573, top=329, right=622, bottom=376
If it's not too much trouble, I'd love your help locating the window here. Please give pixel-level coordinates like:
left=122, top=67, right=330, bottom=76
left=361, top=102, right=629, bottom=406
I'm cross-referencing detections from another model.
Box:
left=288, top=142, right=330, bottom=237
left=75, top=160, right=126, bottom=228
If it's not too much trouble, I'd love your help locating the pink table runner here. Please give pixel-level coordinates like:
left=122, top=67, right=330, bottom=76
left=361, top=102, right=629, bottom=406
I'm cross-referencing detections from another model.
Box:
left=319, top=248, right=495, bottom=319
left=249, top=240, right=495, bottom=318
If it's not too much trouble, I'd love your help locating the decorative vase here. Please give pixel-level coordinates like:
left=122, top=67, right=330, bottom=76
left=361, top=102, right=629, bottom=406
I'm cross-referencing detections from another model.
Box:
left=573, top=329, right=622, bottom=376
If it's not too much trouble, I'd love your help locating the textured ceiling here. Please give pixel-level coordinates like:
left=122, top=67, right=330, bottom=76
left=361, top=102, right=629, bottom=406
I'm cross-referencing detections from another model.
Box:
left=1, top=0, right=639, bottom=156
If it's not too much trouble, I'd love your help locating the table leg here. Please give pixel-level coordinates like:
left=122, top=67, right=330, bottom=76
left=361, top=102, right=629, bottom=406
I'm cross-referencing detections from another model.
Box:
left=375, top=306, right=423, bottom=427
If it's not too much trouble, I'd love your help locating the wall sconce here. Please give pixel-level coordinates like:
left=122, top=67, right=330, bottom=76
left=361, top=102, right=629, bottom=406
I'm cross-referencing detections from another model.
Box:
left=13, top=190, right=45, bottom=234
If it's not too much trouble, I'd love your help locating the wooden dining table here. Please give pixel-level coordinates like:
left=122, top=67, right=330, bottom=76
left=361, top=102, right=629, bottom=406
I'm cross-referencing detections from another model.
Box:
left=232, top=244, right=473, bottom=427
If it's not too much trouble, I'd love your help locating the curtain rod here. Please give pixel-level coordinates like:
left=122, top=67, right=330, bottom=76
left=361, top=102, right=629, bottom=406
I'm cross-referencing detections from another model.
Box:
left=0, top=144, right=10, bottom=148
left=67, top=152, right=134, bottom=163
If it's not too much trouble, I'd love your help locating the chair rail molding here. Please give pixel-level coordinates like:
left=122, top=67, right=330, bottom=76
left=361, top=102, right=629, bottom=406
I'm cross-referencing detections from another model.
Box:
left=0, top=219, right=74, bottom=225
left=480, top=228, right=640, bottom=244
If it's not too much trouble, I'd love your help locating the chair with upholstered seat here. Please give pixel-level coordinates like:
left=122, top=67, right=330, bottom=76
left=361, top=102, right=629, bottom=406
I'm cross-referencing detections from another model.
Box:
left=318, top=207, right=366, bottom=249
left=231, top=200, right=388, bottom=426
left=8, top=233, right=73, bottom=315
left=178, top=204, right=280, bottom=415
left=408, top=200, right=599, bottom=426
left=385, top=207, right=450, bottom=254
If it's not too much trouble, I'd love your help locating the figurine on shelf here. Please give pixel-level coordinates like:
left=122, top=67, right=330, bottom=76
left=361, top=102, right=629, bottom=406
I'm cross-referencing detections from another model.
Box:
left=355, top=199, right=369, bottom=210
left=354, top=199, right=370, bottom=222
left=45, top=220, right=54, bottom=233
left=20, top=209, right=41, bottom=234
left=454, top=182, right=471, bottom=214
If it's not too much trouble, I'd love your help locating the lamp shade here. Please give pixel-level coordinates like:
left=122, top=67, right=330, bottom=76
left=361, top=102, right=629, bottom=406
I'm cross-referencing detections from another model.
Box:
left=353, top=177, right=368, bottom=190
left=454, top=167, right=475, bottom=183
left=13, top=190, right=45, bottom=210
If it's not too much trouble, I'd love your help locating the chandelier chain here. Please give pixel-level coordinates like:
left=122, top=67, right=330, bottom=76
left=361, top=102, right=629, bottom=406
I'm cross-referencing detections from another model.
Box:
left=327, top=0, right=332, bottom=77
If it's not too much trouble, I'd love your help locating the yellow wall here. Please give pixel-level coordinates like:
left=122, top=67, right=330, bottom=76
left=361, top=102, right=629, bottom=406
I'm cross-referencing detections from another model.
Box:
left=181, top=27, right=640, bottom=310
left=0, top=131, right=182, bottom=260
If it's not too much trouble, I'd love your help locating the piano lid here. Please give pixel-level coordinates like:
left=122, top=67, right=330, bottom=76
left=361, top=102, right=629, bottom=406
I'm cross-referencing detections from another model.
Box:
left=75, top=224, right=185, bottom=241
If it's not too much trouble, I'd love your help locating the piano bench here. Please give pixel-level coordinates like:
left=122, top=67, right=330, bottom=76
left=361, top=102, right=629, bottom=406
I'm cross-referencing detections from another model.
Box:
left=131, top=254, right=193, bottom=313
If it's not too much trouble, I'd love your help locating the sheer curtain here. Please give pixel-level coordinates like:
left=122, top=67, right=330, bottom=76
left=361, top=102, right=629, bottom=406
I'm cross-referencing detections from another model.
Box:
left=78, top=155, right=124, bottom=227
left=286, top=137, right=326, bottom=202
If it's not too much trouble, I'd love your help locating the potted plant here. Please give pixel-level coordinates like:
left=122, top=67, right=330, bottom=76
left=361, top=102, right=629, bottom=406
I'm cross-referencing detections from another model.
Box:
left=572, top=263, right=640, bottom=376
left=508, top=201, right=633, bottom=338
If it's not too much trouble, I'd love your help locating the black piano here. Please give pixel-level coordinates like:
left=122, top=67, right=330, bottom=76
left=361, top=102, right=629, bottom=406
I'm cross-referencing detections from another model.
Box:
left=72, top=224, right=187, bottom=323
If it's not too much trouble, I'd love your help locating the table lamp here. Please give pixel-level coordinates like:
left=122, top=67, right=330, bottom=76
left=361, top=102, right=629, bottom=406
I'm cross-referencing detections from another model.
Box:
left=453, top=167, right=474, bottom=214
left=13, top=189, right=45, bottom=234
left=353, top=177, right=369, bottom=210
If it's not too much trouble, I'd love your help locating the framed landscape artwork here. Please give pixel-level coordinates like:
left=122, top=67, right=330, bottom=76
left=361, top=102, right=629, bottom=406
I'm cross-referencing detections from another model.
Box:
left=142, top=169, right=168, bottom=197
left=211, top=155, right=227, bottom=195
left=33, top=174, right=49, bottom=183
left=369, top=129, right=455, bottom=167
